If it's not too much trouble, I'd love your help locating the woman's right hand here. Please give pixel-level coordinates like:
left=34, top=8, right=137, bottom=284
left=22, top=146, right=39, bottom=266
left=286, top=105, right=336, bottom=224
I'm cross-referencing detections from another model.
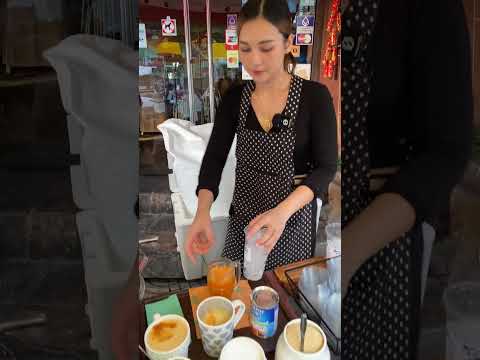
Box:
left=185, top=211, right=215, bottom=264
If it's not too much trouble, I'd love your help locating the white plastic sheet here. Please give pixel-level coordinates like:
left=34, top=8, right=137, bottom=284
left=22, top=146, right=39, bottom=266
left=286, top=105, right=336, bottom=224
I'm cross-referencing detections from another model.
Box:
left=44, top=35, right=139, bottom=271
left=158, top=118, right=237, bottom=218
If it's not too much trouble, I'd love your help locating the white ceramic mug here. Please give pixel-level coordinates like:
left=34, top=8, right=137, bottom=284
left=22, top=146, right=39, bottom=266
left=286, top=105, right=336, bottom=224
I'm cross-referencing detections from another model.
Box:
left=196, top=296, right=246, bottom=358
left=275, top=319, right=330, bottom=360
left=144, top=314, right=191, bottom=360
left=219, top=337, right=267, bottom=360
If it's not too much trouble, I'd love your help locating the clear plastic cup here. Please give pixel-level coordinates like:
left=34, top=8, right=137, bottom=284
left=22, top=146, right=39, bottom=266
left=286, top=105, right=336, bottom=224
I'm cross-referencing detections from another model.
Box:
left=325, top=222, right=341, bottom=258
left=326, top=256, right=341, bottom=293
left=243, top=227, right=269, bottom=281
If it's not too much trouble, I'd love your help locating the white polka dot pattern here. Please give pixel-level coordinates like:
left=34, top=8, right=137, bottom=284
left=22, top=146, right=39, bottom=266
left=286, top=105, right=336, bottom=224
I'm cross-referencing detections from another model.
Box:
left=222, top=75, right=315, bottom=270
left=341, top=1, right=422, bottom=358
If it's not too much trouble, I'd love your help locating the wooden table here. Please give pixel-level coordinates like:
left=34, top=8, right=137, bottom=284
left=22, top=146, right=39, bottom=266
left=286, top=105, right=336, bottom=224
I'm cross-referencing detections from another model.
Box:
left=141, top=271, right=300, bottom=360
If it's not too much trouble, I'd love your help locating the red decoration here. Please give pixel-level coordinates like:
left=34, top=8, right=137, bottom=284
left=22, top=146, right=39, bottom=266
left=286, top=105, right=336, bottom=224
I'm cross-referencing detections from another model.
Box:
left=322, top=0, right=341, bottom=79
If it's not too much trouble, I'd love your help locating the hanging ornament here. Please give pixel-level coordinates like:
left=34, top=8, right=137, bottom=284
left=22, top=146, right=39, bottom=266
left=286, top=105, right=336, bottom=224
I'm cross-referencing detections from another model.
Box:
left=322, top=0, right=341, bottom=79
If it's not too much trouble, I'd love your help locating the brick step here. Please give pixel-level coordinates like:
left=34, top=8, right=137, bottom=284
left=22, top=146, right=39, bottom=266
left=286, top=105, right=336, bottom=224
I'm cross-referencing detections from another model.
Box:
left=141, top=249, right=184, bottom=279
left=144, top=278, right=207, bottom=299
left=0, top=77, right=68, bottom=146
left=139, top=213, right=175, bottom=237
left=0, top=261, right=85, bottom=306
left=140, top=175, right=171, bottom=194
left=0, top=144, right=75, bottom=170
left=140, top=138, right=169, bottom=176
left=0, top=209, right=80, bottom=260
left=139, top=191, right=173, bottom=215
left=0, top=169, right=75, bottom=211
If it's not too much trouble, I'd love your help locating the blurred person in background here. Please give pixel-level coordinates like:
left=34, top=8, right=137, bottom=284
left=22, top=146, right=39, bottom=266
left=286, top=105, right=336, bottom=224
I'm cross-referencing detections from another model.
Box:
left=340, top=0, right=473, bottom=358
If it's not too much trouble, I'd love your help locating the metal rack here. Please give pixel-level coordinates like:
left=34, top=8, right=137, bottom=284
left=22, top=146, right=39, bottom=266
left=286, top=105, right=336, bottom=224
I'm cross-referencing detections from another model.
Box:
left=285, top=257, right=341, bottom=355
left=81, top=0, right=137, bottom=48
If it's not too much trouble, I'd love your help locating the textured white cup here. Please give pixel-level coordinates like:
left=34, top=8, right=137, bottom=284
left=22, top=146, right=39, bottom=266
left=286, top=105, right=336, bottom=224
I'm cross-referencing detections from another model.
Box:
left=196, top=296, right=246, bottom=357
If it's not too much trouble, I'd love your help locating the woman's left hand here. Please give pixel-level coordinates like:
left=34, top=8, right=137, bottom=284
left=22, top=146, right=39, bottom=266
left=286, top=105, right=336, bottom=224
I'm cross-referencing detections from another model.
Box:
left=245, top=206, right=291, bottom=253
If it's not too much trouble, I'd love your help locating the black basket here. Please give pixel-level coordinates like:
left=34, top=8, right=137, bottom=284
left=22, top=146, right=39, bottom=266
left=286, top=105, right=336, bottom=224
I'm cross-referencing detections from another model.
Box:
left=285, top=257, right=341, bottom=355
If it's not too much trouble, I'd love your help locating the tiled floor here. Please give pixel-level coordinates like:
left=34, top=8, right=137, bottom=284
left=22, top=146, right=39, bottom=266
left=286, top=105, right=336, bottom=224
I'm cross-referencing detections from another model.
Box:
left=0, top=262, right=97, bottom=359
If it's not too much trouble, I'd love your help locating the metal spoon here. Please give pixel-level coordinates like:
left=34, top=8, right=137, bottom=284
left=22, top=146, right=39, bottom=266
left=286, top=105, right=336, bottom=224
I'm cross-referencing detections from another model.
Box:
left=138, top=344, right=153, bottom=360
left=300, top=313, right=308, bottom=352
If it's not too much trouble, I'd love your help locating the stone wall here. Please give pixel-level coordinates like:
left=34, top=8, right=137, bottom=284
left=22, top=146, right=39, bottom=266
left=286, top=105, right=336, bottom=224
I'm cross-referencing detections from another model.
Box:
left=139, top=139, right=184, bottom=278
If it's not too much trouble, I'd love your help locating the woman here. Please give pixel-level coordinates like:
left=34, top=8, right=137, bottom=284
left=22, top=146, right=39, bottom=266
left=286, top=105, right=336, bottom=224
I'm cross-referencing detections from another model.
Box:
left=185, top=0, right=337, bottom=269
left=341, top=0, right=472, bottom=358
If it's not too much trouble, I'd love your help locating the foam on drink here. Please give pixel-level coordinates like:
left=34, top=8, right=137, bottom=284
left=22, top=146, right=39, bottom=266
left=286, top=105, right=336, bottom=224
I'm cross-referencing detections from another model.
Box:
left=147, top=319, right=188, bottom=352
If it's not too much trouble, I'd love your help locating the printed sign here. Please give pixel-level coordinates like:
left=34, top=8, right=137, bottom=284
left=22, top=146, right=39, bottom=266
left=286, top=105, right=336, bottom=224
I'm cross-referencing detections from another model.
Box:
left=227, top=50, right=239, bottom=68
left=296, top=15, right=315, bottom=35
left=161, top=16, right=177, bottom=36
left=226, top=44, right=239, bottom=51
left=294, top=64, right=312, bottom=80
left=225, top=29, right=238, bottom=46
left=300, top=0, right=316, bottom=6
left=296, top=33, right=313, bottom=45
left=139, top=23, right=147, bottom=48
left=227, top=14, right=238, bottom=30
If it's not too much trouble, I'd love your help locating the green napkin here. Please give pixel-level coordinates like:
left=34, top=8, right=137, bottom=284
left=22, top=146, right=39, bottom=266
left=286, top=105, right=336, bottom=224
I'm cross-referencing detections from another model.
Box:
left=145, top=294, right=184, bottom=325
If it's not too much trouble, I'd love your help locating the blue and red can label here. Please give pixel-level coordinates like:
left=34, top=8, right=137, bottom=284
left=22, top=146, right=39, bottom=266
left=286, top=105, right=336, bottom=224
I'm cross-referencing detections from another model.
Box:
left=250, top=286, right=279, bottom=338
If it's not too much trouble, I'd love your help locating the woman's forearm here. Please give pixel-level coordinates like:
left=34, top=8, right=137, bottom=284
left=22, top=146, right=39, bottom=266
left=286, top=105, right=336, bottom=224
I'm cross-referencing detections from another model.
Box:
left=276, top=185, right=315, bottom=220
left=342, top=192, right=416, bottom=280
left=196, top=189, right=214, bottom=216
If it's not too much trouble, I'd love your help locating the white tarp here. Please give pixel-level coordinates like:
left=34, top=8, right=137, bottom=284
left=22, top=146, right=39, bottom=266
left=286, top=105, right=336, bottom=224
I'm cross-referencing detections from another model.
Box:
left=44, top=34, right=139, bottom=271
left=158, top=118, right=236, bottom=218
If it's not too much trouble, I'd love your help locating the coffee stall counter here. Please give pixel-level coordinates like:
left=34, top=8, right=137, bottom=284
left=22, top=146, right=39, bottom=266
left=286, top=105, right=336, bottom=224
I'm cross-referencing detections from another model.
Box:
left=141, top=271, right=301, bottom=360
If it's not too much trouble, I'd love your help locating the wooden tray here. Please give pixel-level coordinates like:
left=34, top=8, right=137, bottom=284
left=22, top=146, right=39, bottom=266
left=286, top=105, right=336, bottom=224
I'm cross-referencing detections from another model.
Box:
left=140, top=271, right=300, bottom=360
left=274, top=256, right=326, bottom=295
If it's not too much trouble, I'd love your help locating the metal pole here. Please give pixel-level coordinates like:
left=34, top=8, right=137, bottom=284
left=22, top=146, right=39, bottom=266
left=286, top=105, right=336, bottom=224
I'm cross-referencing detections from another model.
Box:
left=110, top=0, right=114, bottom=38
left=206, top=0, right=215, bottom=123
left=101, top=0, right=105, bottom=36
left=131, top=0, right=136, bottom=47
left=119, top=0, right=125, bottom=44
left=183, top=0, right=195, bottom=123
left=81, top=0, right=85, bottom=33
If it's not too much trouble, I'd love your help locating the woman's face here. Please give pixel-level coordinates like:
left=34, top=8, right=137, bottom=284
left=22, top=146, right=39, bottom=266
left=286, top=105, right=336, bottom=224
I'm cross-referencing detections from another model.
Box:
left=239, top=17, right=293, bottom=84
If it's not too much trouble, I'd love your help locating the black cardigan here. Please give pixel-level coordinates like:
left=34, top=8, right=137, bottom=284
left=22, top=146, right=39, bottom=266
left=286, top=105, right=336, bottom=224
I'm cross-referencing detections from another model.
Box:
left=345, top=0, right=473, bottom=223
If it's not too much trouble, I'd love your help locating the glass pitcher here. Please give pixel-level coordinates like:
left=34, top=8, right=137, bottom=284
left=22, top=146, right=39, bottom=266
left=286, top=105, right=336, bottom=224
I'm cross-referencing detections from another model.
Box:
left=207, top=258, right=241, bottom=299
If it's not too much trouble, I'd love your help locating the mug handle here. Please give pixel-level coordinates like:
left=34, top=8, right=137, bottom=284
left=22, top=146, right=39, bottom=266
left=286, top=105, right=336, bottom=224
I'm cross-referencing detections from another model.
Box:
left=231, top=300, right=246, bottom=328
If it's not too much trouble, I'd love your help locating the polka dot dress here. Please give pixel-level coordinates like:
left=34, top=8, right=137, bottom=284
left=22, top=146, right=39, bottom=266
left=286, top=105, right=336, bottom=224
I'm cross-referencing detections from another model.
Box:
left=341, top=1, right=423, bottom=358
left=223, top=75, right=315, bottom=271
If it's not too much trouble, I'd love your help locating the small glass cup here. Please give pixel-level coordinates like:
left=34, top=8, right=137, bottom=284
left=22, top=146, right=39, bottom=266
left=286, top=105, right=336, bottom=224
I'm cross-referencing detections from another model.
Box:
left=207, top=258, right=241, bottom=299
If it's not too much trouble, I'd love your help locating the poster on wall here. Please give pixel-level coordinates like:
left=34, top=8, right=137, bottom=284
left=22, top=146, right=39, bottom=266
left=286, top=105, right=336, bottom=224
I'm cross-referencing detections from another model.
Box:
left=225, top=29, right=238, bottom=46
left=296, top=15, right=315, bottom=45
left=161, top=16, right=177, bottom=36
left=226, top=28, right=239, bottom=68
left=139, top=23, right=147, bottom=48
left=296, top=15, right=315, bottom=34
left=296, top=33, right=313, bottom=46
left=227, top=50, right=239, bottom=68
left=294, top=64, right=312, bottom=80
left=227, top=14, right=238, bottom=30
left=300, top=0, right=316, bottom=6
